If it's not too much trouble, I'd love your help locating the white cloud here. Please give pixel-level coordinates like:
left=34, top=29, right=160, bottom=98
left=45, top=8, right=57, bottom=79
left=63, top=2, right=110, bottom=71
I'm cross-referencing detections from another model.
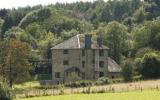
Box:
left=0, top=0, right=97, bottom=9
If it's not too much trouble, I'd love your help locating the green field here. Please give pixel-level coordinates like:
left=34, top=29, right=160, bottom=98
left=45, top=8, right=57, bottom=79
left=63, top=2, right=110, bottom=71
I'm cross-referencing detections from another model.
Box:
left=18, top=90, right=160, bottom=100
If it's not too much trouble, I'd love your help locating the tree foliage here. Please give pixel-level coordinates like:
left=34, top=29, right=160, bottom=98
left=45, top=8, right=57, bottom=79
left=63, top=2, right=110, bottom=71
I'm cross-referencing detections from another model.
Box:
left=141, top=52, right=160, bottom=78
left=122, top=60, right=134, bottom=82
left=0, top=39, right=31, bottom=86
left=104, top=21, right=129, bottom=64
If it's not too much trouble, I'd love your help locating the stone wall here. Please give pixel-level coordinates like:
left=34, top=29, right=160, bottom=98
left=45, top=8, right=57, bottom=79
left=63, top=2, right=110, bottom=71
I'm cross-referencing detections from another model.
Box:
left=52, top=49, right=109, bottom=84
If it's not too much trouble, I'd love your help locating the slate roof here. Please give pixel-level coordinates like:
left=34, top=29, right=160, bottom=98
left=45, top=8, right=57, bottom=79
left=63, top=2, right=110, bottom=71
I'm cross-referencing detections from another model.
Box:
left=108, top=57, right=121, bottom=73
left=51, top=34, right=109, bottom=49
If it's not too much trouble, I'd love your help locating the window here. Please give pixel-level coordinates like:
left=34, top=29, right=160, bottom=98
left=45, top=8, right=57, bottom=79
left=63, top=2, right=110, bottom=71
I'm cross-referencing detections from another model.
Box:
left=99, top=72, right=104, bottom=77
left=99, top=50, right=104, bottom=56
left=99, top=61, right=104, bottom=67
left=112, top=75, right=115, bottom=79
left=63, top=60, right=69, bottom=65
left=63, top=50, right=68, bottom=54
left=55, top=72, right=60, bottom=78
left=66, top=72, right=69, bottom=77
left=82, top=61, right=85, bottom=68
left=92, top=59, right=95, bottom=64
left=82, top=72, right=85, bottom=79
left=93, top=59, right=95, bottom=67
left=82, top=50, right=85, bottom=56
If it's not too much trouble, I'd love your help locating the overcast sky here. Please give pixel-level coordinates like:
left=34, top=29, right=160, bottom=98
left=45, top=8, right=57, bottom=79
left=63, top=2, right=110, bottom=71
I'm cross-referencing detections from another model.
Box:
left=0, top=0, right=101, bottom=9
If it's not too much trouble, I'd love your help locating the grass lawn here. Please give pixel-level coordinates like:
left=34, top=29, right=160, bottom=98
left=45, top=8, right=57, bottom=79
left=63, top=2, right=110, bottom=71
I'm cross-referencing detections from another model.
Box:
left=14, top=81, right=40, bottom=90
left=18, top=90, right=160, bottom=100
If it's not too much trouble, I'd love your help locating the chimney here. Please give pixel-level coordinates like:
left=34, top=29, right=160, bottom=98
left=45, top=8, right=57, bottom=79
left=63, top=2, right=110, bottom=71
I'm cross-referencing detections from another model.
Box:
left=85, top=34, right=92, bottom=48
left=97, top=35, right=103, bottom=47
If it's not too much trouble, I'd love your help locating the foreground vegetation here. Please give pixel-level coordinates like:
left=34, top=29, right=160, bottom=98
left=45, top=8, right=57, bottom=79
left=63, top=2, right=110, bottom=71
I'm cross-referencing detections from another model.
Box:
left=14, top=79, right=160, bottom=99
left=18, top=90, right=160, bottom=100
left=0, top=78, right=14, bottom=100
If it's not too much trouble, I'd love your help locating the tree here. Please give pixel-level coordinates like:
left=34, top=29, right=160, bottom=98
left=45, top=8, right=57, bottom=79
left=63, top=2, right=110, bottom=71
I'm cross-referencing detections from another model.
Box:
left=0, top=18, right=4, bottom=39
left=134, top=7, right=146, bottom=23
left=134, top=48, right=159, bottom=76
left=19, top=7, right=51, bottom=29
left=25, top=23, right=47, bottom=40
left=133, top=20, right=160, bottom=50
left=1, top=15, right=13, bottom=36
left=145, top=0, right=160, bottom=20
left=141, top=52, right=160, bottom=78
left=0, top=39, right=31, bottom=87
left=0, top=9, right=8, bottom=19
left=122, top=60, right=134, bottom=82
left=104, top=21, right=129, bottom=64
left=99, top=3, right=112, bottom=22
left=4, top=27, right=25, bottom=39
left=113, top=0, right=128, bottom=21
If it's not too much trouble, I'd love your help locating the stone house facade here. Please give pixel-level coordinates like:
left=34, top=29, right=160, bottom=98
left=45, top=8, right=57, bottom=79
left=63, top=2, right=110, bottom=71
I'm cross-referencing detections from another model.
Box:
left=51, top=34, right=121, bottom=84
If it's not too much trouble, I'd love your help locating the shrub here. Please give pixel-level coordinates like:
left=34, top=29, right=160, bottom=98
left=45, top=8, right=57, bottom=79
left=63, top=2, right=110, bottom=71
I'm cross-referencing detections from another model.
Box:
left=34, top=84, right=64, bottom=89
left=66, top=72, right=81, bottom=83
left=95, top=77, right=111, bottom=85
left=64, top=80, right=93, bottom=88
left=37, top=74, right=52, bottom=80
left=0, top=78, right=14, bottom=100
left=111, top=78, right=123, bottom=83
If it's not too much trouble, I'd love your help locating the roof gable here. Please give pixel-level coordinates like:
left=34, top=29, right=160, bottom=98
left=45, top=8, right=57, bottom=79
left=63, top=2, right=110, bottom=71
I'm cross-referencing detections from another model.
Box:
left=51, top=34, right=109, bottom=49
left=108, top=57, right=121, bottom=72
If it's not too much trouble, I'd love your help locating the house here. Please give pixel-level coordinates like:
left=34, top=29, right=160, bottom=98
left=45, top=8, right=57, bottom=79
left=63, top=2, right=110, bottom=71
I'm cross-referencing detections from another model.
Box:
left=51, top=34, right=121, bottom=84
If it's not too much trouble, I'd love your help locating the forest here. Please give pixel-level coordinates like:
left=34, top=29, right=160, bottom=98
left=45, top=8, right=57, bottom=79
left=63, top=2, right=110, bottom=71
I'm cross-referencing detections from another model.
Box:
left=0, top=0, right=160, bottom=85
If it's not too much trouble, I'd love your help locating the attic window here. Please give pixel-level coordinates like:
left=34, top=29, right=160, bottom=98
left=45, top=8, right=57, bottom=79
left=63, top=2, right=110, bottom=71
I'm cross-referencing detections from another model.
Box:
left=63, top=50, right=68, bottom=54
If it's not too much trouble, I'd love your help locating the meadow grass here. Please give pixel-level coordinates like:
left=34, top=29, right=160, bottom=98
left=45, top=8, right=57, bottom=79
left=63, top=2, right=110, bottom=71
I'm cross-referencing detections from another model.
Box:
left=14, top=81, right=40, bottom=90
left=18, top=90, right=160, bottom=100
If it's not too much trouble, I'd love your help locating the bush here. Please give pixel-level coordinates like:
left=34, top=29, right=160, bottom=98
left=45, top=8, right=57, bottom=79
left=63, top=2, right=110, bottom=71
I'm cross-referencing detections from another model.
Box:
left=0, top=78, right=14, bottom=100
left=64, top=80, right=93, bottom=88
left=34, top=84, right=63, bottom=89
left=66, top=72, right=81, bottom=83
left=95, top=77, right=111, bottom=85
left=111, top=78, right=123, bottom=83
left=36, top=74, right=52, bottom=80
